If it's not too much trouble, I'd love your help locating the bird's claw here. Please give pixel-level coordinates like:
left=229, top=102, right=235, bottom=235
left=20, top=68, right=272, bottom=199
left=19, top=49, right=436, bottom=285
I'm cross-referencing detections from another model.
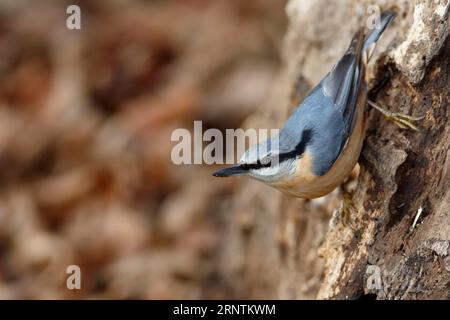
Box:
left=341, top=191, right=357, bottom=231
left=368, top=100, right=424, bottom=132
left=383, top=112, right=423, bottom=131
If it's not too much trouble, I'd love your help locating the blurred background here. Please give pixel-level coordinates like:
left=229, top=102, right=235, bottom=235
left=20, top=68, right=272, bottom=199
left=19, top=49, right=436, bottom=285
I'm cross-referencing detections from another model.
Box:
left=0, top=0, right=287, bottom=298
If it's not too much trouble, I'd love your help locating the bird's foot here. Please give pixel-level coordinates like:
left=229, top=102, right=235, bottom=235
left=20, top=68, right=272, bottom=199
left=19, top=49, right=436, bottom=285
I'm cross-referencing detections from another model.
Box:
left=367, top=100, right=423, bottom=131
left=341, top=190, right=357, bottom=231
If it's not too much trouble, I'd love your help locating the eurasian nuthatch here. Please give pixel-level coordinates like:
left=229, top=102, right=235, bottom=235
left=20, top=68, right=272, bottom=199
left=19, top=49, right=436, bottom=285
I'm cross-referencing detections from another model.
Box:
left=213, top=11, right=396, bottom=199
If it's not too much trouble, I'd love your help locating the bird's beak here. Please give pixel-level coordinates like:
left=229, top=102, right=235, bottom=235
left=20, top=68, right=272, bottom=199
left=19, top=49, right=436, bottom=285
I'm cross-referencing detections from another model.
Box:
left=212, top=165, right=247, bottom=177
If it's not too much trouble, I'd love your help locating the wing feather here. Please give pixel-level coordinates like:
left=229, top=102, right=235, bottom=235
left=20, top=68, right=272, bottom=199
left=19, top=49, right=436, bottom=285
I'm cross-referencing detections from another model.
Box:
left=276, top=31, right=365, bottom=175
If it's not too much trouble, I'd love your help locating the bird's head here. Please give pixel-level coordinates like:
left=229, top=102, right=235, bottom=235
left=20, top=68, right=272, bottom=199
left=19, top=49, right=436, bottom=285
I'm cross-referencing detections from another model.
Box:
left=212, top=137, right=296, bottom=183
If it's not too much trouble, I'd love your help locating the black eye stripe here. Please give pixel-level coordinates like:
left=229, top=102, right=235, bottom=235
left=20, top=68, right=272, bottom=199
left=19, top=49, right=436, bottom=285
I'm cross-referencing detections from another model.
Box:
left=239, top=129, right=313, bottom=171
left=240, top=159, right=271, bottom=170
left=278, top=129, right=313, bottom=162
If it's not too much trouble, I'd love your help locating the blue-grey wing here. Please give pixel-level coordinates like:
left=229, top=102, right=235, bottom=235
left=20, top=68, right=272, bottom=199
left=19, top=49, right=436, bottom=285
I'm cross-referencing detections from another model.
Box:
left=279, top=87, right=347, bottom=175
left=276, top=31, right=365, bottom=175
left=321, top=30, right=364, bottom=146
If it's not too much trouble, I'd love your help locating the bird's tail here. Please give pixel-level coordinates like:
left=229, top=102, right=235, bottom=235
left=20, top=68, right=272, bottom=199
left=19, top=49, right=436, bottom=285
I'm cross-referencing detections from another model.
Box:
left=362, top=11, right=396, bottom=63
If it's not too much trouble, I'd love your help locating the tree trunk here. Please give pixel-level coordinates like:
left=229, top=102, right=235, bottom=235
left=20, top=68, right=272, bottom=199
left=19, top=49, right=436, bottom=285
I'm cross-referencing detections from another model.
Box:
left=218, top=0, right=450, bottom=299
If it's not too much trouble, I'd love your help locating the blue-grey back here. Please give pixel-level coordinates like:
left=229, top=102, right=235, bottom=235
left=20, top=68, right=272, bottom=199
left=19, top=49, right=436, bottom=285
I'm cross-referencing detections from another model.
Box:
left=274, top=12, right=395, bottom=176
left=279, top=85, right=346, bottom=176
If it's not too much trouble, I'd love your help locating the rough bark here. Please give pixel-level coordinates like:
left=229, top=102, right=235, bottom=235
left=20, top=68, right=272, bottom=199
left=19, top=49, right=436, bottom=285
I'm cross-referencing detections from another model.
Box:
left=218, top=0, right=450, bottom=299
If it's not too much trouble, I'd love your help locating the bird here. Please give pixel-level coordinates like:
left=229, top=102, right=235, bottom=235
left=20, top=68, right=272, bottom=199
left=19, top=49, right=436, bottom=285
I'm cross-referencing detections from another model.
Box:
left=213, top=11, right=406, bottom=199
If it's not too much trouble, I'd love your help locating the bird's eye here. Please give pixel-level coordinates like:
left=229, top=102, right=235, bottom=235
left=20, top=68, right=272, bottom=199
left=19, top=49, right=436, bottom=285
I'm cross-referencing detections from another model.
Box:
left=258, top=158, right=272, bottom=167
